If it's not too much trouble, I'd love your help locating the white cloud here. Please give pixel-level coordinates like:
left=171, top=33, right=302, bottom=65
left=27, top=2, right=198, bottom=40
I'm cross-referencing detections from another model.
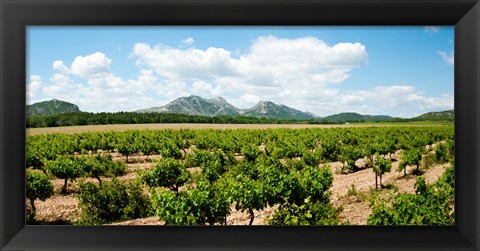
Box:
left=43, top=73, right=78, bottom=98
left=416, top=94, right=454, bottom=110
left=425, top=26, right=440, bottom=33
left=133, top=43, right=236, bottom=80
left=192, top=80, right=220, bottom=95
left=133, top=36, right=367, bottom=84
left=132, top=35, right=368, bottom=112
left=40, top=51, right=173, bottom=112
left=344, top=85, right=453, bottom=117
left=52, top=60, right=71, bottom=74
left=182, top=37, right=195, bottom=46
left=43, top=70, right=164, bottom=112
left=70, top=52, right=112, bottom=78
left=438, top=51, right=454, bottom=65
left=27, top=75, right=43, bottom=98
left=240, top=94, right=260, bottom=105
left=163, top=80, right=190, bottom=100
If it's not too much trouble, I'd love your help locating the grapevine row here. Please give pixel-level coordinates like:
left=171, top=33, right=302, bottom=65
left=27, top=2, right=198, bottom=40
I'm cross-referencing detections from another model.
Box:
left=26, top=125, right=454, bottom=225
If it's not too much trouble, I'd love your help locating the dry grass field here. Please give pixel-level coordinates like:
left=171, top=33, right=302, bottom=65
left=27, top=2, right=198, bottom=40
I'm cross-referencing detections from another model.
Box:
left=26, top=122, right=446, bottom=135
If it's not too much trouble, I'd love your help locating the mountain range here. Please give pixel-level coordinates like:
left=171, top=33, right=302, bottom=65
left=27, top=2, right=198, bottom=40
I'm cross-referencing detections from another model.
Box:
left=136, top=95, right=317, bottom=120
left=26, top=97, right=454, bottom=122
left=321, top=112, right=392, bottom=123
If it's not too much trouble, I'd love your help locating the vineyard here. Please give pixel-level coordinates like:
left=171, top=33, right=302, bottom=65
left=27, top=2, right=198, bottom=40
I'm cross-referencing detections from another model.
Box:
left=25, top=125, right=455, bottom=225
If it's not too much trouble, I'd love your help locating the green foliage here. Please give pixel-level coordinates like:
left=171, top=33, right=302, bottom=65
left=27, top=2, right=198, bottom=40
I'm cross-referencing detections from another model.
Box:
left=446, top=139, right=454, bottom=160
left=373, top=153, right=392, bottom=188
left=185, top=149, right=212, bottom=167
left=199, top=152, right=230, bottom=182
left=107, top=159, right=128, bottom=177
left=434, top=143, right=448, bottom=163
left=281, top=142, right=307, bottom=159
left=340, top=145, right=364, bottom=173
left=398, top=148, right=422, bottom=175
left=26, top=147, right=47, bottom=170
left=150, top=189, right=196, bottom=225
left=301, top=150, right=321, bottom=167
left=76, top=179, right=152, bottom=225
left=188, top=179, right=233, bottom=225
left=319, top=140, right=340, bottom=162
left=233, top=160, right=261, bottom=180
left=293, top=165, right=333, bottom=203
left=368, top=165, right=455, bottom=225
left=268, top=197, right=340, bottom=225
left=82, top=154, right=126, bottom=184
left=116, top=132, right=138, bottom=162
left=26, top=111, right=317, bottom=128
left=26, top=170, right=54, bottom=221
left=230, top=175, right=265, bottom=225
left=241, top=144, right=261, bottom=162
left=80, top=133, right=101, bottom=153
left=46, top=155, right=84, bottom=194
left=283, top=159, right=307, bottom=171
left=160, top=140, right=182, bottom=159
left=260, top=164, right=290, bottom=206
left=141, top=158, right=190, bottom=192
left=267, top=164, right=336, bottom=225
left=151, top=178, right=232, bottom=225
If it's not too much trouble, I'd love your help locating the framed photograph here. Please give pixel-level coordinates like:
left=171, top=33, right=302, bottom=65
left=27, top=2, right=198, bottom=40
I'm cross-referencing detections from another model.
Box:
left=1, top=0, right=479, bottom=250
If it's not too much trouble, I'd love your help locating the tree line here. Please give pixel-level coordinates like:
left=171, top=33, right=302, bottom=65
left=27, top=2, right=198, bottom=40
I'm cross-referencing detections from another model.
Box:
left=26, top=112, right=319, bottom=128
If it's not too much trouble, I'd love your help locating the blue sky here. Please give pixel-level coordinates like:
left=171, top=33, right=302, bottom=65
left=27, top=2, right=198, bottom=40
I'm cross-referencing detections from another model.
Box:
left=27, top=26, right=454, bottom=118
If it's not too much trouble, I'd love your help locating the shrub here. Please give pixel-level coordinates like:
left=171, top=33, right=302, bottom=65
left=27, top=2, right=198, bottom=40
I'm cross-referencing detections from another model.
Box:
left=368, top=166, right=455, bottom=225
left=267, top=164, right=338, bottom=225
left=76, top=178, right=152, bottom=225
left=241, top=144, right=261, bottom=162
left=26, top=170, right=54, bottom=221
left=141, top=158, right=190, bottom=192
left=373, top=153, right=392, bottom=189
left=46, top=155, right=84, bottom=194
left=397, top=148, right=422, bottom=176
left=434, top=143, right=448, bottom=163
left=82, top=154, right=127, bottom=185
left=268, top=197, right=340, bottom=225
left=151, top=178, right=232, bottom=225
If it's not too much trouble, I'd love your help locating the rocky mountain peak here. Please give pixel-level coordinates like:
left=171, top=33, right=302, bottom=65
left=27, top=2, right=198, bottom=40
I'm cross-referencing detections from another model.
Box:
left=137, top=95, right=317, bottom=120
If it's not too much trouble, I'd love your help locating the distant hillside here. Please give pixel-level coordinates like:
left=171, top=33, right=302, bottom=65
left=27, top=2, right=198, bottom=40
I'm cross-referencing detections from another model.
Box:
left=137, top=95, right=316, bottom=120
left=321, top=112, right=393, bottom=123
left=242, top=101, right=317, bottom=120
left=137, top=96, right=239, bottom=117
left=26, top=99, right=81, bottom=117
left=414, top=109, right=454, bottom=121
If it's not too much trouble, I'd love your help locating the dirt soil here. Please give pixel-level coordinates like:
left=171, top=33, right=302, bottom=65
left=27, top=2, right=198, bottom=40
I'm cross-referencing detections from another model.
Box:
left=110, top=216, right=164, bottom=225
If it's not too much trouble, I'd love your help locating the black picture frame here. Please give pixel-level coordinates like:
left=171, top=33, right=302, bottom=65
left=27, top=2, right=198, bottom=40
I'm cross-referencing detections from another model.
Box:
left=1, top=0, right=479, bottom=250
